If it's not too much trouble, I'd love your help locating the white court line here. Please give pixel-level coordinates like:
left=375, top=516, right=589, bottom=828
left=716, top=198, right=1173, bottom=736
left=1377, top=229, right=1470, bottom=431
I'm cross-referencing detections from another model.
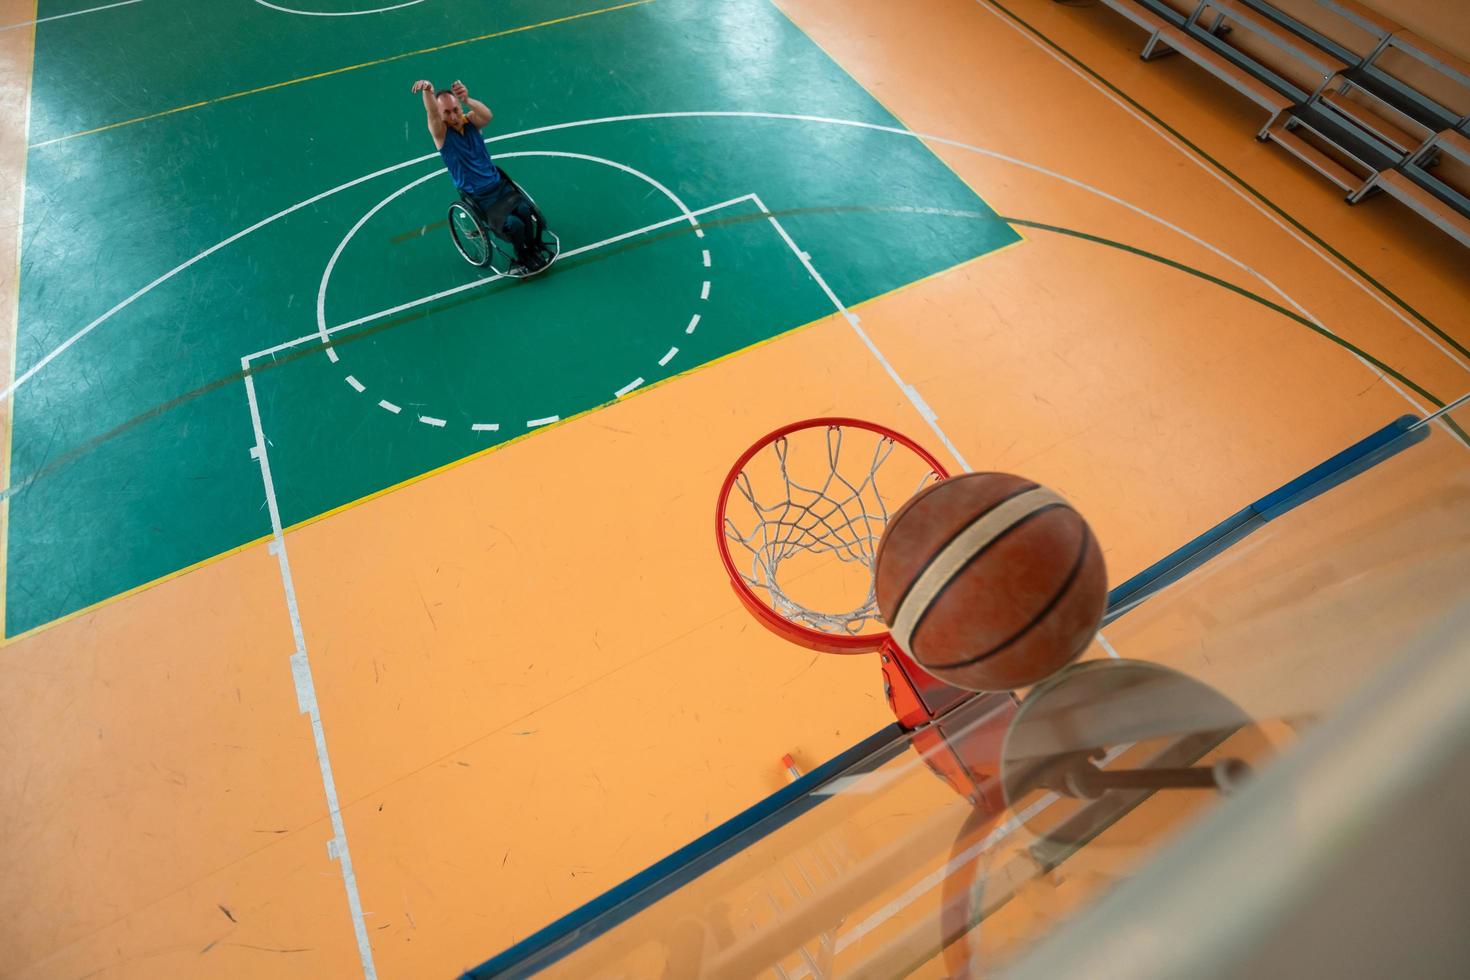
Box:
left=745, top=197, right=1161, bottom=691
left=795, top=700, right=1133, bottom=970
left=253, top=0, right=426, bottom=16
left=0, top=0, right=141, bottom=32
left=658, top=346, right=678, bottom=367
left=746, top=198, right=1141, bottom=692
left=828, top=744, right=1134, bottom=960
left=242, top=367, right=378, bottom=979
left=835, top=793, right=1056, bottom=954
left=7, top=149, right=450, bottom=399
left=702, top=249, right=712, bottom=267
left=206, top=106, right=1446, bottom=978
left=615, top=378, right=644, bottom=397
left=143, top=107, right=1429, bottom=980
left=315, top=149, right=711, bottom=354
left=235, top=190, right=738, bottom=961
left=758, top=214, right=1140, bottom=943
left=1413, top=389, right=1470, bottom=429
left=207, top=112, right=1356, bottom=979
left=344, top=375, right=364, bottom=393
left=817, top=701, right=1018, bottom=798
left=738, top=199, right=1445, bottom=436
left=751, top=193, right=973, bottom=470
left=971, top=0, right=1470, bottom=377
left=684, top=313, right=700, bottom=335
left=249, top=194, right=755, bottom=361
left=16, top=111, right=1463, bottom=408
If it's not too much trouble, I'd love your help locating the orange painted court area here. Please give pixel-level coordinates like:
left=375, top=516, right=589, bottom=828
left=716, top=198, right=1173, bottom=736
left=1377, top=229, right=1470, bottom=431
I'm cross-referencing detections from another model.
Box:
left=2, top=0, right=1467, bottom=976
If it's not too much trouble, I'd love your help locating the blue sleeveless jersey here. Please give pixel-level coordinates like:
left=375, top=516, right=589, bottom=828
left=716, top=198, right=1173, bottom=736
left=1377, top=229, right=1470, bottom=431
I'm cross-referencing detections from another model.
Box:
left=438, top=121, right=503, bottom=195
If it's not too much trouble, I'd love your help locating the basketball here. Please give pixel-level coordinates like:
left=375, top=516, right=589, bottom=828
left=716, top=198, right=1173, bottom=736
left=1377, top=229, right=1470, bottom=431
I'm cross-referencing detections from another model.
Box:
left=874, top=473, right=1107, bottom=691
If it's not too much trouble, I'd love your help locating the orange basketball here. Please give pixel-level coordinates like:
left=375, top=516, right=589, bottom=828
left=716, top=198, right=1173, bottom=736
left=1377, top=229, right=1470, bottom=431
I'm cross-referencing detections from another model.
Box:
left=874, top=473, right=1107, bottom=691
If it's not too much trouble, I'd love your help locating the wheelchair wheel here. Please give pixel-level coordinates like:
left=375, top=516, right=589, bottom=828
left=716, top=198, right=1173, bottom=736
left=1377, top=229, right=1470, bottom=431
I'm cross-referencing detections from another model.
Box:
left=448, top=201, right=493, bottom=268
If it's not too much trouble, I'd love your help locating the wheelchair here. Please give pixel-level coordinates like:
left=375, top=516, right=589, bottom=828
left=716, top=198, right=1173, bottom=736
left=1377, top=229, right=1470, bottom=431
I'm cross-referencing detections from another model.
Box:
left=447, top=171, right=560, bottom=278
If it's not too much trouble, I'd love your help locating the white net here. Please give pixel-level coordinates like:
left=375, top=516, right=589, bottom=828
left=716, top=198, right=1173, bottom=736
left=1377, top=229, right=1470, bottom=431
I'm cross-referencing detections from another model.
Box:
left=722, top=425, right=942, bottom=637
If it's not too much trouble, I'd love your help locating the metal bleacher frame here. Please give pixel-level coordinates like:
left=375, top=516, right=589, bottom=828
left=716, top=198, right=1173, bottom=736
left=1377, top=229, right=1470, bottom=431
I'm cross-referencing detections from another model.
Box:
left=1091, top=0, right=1470, bottom=248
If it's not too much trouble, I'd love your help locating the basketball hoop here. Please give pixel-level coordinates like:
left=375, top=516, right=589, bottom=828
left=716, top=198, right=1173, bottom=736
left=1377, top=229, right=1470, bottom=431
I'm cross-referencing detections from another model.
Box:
left=716, top=417, right=949, bottom=655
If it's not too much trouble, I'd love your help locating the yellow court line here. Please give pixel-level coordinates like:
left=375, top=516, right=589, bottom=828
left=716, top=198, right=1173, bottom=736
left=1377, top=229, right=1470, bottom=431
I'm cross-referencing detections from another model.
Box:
left=0, top=245, right=1014, bottom=646
left=1, top=0, right=39, bottom=639
left=283, top=247, right=1025, bottom=539
left=261, top=323, right=825, bottom=536
left=27, top=0, right=655, bottom=149
left=0, top=533, right=271, bottom=647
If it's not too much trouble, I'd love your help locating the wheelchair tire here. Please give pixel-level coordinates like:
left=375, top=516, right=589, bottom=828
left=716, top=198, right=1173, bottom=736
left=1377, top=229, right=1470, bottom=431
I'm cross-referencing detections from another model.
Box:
left=448, top=201, right=493, bottom=268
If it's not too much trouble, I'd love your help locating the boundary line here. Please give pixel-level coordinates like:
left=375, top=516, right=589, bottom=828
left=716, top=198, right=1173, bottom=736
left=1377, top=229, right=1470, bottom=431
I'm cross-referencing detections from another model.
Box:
left=0, top=0, right=38, bottom=643
left=0, top=0, right=139, bottom=32
left=242, top=366, right=379, bottom=979
left=236, top=190, right=763, bottom=977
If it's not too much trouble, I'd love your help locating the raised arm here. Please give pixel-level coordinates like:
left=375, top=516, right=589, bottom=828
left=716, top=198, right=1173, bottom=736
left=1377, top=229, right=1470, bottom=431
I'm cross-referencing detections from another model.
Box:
left=411, top=79, right=447, bottom=146
left=451, top=80, right=493, bottom=128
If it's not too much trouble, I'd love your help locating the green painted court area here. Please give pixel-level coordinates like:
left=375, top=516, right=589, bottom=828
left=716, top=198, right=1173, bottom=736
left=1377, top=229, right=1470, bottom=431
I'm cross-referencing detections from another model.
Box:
left=8, top=0, right=1020, bottom=637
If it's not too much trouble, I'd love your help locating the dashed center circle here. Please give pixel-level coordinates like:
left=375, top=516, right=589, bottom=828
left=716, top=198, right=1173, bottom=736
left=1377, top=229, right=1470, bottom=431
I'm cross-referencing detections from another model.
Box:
left=317, top=151, right=716, bottom=434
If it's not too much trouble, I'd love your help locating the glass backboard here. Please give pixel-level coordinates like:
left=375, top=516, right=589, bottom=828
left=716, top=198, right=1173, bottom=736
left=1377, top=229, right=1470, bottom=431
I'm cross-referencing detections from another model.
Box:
left=463, top=395, right=1470, bottom=978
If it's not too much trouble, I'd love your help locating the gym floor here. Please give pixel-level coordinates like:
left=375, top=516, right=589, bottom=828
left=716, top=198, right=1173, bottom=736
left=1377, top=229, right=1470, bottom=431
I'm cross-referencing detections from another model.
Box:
left=1, top=0, right=1466, bottom=976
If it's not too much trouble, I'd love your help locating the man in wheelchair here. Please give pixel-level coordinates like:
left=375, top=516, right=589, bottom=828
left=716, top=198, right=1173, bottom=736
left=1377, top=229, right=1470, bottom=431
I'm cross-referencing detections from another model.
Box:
left=411, top=78, right=553, bottom=275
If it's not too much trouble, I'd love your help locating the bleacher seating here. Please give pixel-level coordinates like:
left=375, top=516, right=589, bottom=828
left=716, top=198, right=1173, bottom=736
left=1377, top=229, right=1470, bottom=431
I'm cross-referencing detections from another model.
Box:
left=1090, top=0, right=1470, bottom=248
